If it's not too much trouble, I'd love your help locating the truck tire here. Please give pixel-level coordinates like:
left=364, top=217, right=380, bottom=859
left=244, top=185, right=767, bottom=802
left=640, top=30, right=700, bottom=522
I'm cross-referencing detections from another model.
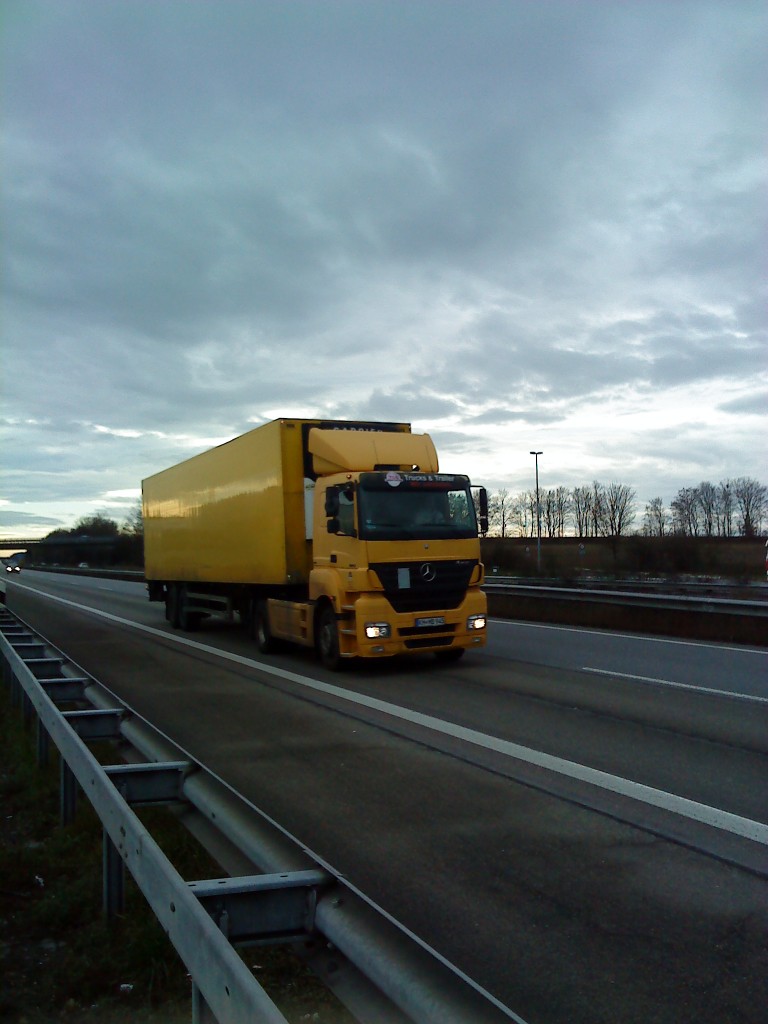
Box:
left=316, top=606, right=343, bottom=671
left=178, top=586, right=201, bottom=632
left=251, top=600, right=278, bottom=654
left=166, top=584, right=181, bottom=629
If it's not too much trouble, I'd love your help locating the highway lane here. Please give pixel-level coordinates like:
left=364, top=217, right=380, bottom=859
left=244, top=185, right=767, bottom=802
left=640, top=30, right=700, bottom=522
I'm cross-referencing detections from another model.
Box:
left=10, top=573, right=768, bottom=819
left=7, top=573, right=768, bottom=831
left=486, top=617, right=768, bottom=699
left=6, top=571, right=768, bottom=1024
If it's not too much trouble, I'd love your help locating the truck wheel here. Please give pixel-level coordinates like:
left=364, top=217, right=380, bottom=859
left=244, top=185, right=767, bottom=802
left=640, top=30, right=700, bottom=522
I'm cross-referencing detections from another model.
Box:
left=178, top=586, right=201, bottom=632
left=252, top=600, right=278, bottom=654
left=166, top=585, right=181, bottom=628
left=316, top=606, right=342, bottom=671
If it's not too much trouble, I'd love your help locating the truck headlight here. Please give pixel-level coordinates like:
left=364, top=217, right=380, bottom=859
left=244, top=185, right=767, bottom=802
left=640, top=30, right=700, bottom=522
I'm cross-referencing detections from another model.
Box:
left=467, top=614, right=486, bottom=631
left=365, top=622, right=391, bottom=639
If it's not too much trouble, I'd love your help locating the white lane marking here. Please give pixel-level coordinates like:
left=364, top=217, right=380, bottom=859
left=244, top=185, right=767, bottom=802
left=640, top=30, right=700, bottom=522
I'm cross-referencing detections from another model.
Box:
left=583, top=667, right=768, bottom=705
left=15, top=582, right=768, bottom=846
left=490, top=616, right=768, bottom=657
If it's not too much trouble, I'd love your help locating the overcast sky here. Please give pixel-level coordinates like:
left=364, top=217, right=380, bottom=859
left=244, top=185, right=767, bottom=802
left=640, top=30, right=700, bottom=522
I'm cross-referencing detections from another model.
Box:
left=1, top=0, right=766, bottom=540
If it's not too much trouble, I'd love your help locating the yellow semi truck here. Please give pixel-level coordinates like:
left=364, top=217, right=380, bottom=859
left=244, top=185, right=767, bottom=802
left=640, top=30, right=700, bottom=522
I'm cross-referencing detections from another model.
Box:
left=143, top=418, right=488, bottom=669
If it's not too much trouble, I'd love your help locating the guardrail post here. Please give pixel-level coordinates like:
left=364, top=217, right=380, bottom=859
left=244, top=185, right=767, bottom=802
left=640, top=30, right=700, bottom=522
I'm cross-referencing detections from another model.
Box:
left=103, top=829, right=125, bottom=919
left=2, top=648, right=12, bottom=689
left=22, top=690, right=34, bottom=726
left=10, top=671, right=21, bottom=707
left=37, top=717, right=50, bottom=768
left=60, top=760, right=77, bottom=824
left=191, top=982, right=217, bottom=1023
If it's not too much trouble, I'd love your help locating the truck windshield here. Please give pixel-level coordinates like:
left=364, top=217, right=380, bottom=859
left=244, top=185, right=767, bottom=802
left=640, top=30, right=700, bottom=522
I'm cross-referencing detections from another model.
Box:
left=358, top=473, right=478, bottom=540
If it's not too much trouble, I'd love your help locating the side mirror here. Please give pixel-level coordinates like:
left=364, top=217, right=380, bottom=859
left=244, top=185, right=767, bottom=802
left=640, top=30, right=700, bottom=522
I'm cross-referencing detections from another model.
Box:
left=478, top=487, right=489, bottom=535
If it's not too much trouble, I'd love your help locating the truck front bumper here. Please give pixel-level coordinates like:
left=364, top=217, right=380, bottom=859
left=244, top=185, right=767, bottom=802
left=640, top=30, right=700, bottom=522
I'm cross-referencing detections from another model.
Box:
left=344, top=590, right=487, bottom=659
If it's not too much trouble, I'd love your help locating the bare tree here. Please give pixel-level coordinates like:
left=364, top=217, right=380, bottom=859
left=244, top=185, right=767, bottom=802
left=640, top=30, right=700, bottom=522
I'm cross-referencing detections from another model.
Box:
left=572, top=486, right=592, bottom=538
left=541, top=488, right=569, bottom=538
left=553, top=486, right=572, bottom=537
left=508, top=492, right=528, bottom=537
left=717, top=481, right=734, bottom=536
left=643, top=497, right=668, bottom=536
left=590, top=481, right=608, bottom=537
left=122, top=500, right=143, bottom=537
left=732, top=477, right=768, bottom=537
left=73, top=512, right=120, bottom=536
left=543, top=489, right=557, bottom=538
left=488, top=489, right=513, bottom=537
left=516, top=490, right=538, bottom=538
left=697, top=481, right=718, bottom=536
left=604, top=482, right=636, bottom=536
left=671, top=487, right=701, bottom=535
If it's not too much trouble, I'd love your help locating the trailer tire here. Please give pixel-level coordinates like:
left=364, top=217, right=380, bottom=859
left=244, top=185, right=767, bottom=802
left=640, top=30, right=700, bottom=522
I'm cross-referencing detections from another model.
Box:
left=166, top=584, right=181, bottom=628
left=252, top=600, right=278, bottom=654
left=178, top=586, right=202, bottom=632
left=316, top=605, right=343, bottom=671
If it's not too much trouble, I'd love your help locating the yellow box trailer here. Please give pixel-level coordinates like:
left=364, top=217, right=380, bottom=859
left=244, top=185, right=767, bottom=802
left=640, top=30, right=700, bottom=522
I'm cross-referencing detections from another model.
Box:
left=143, top=418, right=488, bottom=669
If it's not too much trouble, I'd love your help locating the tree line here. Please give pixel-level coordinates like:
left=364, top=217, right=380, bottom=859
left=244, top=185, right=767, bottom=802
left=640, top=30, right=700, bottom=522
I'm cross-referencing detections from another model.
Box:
left=43, top=506, right=143, bottom=542
left=33, top=506, right=144, bottom=566
left=486, top=478, right=767, bottom=539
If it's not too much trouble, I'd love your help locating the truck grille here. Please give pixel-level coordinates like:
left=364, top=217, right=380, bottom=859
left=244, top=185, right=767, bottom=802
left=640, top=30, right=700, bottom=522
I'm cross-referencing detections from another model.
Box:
left=369, top=560, right=477, bottom=613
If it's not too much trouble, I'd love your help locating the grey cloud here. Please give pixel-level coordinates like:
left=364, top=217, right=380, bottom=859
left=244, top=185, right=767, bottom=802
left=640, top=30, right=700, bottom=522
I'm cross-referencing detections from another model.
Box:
left=0, top=510, right=65, bottom=530
left=347, top=390, right=464, bottom=424
left=1, top=1, right=765, bottom=526
left=467, top=407, right=563, bottom=427
left=455, top=302, right=763, bottom=414
left=719, top=392, right=768, bottom=416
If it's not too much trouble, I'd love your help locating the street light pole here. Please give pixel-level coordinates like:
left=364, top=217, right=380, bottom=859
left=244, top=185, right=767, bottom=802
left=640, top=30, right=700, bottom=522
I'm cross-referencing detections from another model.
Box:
left=530, top=451, right=542, bottom=573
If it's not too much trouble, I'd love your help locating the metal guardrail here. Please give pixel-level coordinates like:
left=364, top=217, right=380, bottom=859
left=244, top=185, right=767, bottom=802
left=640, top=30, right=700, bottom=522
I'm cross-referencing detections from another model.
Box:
left=485, top=573, right=768, bottom=595
left=0, top=607, right=521, bottom=1024
left=1, top=612, right=289, bottom=1024
left=484, top=579, right=768, bottom=616
left=483, top=578, right=768, bottom=646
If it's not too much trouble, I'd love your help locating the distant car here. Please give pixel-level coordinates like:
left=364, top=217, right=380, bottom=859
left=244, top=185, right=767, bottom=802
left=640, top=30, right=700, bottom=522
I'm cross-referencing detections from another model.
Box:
left=5, top=564, right=20, bottom=573
left=77, top=562, right=89, bottom=568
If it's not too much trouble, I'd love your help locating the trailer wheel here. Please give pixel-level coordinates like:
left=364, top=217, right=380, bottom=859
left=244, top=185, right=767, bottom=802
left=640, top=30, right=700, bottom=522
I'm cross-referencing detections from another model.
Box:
left=316, top=606, right=342, bottom=671
left=178, top=586, right=202, bottom=632
left=166, top=584, right=181, bottom=628
left=252, top=600, right=278, bottom=654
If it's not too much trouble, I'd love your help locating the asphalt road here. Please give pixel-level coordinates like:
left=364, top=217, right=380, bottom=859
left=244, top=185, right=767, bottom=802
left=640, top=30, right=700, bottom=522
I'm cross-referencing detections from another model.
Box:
left=6, top=571, right=768, bottom=1024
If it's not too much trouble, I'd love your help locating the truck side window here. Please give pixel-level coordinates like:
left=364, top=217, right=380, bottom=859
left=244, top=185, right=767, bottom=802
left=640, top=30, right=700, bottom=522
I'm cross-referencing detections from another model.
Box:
left=337, top=489, right=356, bottom=536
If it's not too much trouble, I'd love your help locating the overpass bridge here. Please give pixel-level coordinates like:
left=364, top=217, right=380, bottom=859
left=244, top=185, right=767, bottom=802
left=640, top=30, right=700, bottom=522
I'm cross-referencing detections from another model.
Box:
left=0, top=536, right=121, bottom=564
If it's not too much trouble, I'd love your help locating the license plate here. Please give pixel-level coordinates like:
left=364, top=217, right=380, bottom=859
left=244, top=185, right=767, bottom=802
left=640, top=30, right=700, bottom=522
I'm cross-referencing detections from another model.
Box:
left=416, top=616, right=445, bottom=628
